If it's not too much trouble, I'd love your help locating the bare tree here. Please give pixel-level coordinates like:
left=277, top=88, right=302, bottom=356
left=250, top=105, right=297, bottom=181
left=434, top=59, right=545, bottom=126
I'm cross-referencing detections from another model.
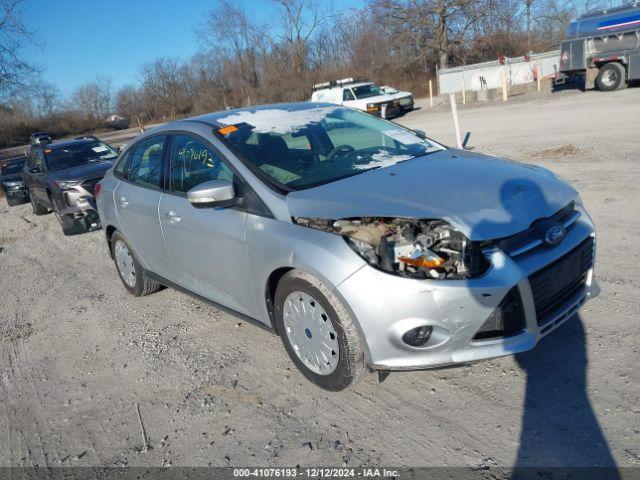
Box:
left=70, top=76, right=113, bottom=121
left=197, top=0, right=261, bottom=105
left=140, top=58, right=192, bottom=118
left=0, top=0, right=39, bottom=99
left=31, top=81, right=60, bottom=117
left=274, top=0, right=331, bottom=76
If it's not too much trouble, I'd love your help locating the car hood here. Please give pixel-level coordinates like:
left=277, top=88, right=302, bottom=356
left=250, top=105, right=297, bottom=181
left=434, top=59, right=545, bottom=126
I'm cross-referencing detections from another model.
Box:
left=355, top=93, right=397, bottom=104
left=47, top=161, right=113, bottom=182
left=388, top=91, right=412, bottom=99
left=286, top=149, right=578, bottom=241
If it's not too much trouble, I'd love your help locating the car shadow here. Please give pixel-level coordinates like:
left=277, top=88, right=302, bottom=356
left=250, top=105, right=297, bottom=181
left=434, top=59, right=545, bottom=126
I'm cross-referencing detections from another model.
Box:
left=513, top=314, right=619, bottom=476
left=465, top=175, right=619, bottom=476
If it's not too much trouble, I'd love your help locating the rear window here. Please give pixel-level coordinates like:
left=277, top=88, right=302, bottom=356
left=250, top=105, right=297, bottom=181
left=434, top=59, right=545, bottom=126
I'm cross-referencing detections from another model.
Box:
left=1, top=159, right=25, bottom=176
left=45, top=141, right=118, bottom=171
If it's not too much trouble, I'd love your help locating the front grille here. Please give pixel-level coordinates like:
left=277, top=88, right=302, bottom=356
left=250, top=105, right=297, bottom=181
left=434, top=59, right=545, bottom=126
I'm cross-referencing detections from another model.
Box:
left=494, top=202, right=577, bottom=257
left=529, top=237, right=594, bottom=326
left=82, top=177, right=102, bottom=195
left=473, top=287, right=525, bottom=341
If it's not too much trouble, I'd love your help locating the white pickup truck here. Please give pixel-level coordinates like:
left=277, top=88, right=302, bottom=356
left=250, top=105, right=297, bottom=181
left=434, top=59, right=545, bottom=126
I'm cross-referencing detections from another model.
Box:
left=380, top=85, right=414, bottom=112
left=310, top=78, right=404, bottom=119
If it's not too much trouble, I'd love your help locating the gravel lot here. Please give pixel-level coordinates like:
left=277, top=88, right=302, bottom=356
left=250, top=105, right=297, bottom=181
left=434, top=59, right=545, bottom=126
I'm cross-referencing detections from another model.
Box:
left=0, top=88, right=638, bottom=472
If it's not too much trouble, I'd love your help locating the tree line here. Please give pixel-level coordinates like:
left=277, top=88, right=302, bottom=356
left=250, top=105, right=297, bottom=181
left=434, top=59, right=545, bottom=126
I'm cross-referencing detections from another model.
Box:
left=0, top=0, right=617, bottom=148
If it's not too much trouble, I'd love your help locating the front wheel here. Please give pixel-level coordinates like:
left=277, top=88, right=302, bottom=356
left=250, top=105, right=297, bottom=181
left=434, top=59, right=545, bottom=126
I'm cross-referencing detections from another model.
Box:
left=596, top=63, right=625, bottom=91
left=274, top=270, right=367, bottom=391
left=110, top=231, right=161, bottom=297
left=29, top=192, right=49, bottom=215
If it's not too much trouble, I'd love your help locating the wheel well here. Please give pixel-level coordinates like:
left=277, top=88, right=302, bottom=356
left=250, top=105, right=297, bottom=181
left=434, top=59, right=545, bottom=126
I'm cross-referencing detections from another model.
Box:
left=597, top=60, right=626, bottom=71
left=105, top=225, right=117, bottom=258
left=265, top=267, right=293, bottom=333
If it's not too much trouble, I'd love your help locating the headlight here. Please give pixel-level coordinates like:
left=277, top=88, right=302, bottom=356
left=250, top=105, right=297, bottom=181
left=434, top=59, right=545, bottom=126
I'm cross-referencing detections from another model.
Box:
left=55, top=180, right=80, bottom=190
left=294, top=217, right=490, bottom=280
left=3, top=181, right=22, bottom=187
left=366, top=103, right=380, bottom=112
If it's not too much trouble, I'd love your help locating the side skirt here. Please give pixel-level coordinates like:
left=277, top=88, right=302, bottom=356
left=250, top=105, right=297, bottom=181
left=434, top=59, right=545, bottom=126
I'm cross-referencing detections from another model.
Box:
left=144, top=270, right=276, bottom=335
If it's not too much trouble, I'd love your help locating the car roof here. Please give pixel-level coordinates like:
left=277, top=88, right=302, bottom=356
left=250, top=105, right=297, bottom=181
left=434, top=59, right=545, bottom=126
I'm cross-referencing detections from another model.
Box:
left=35, top=138, right=98, bottom=150
left=345, top=82, right=373, bottom=88
left=168, top=102, right=339, bottom=129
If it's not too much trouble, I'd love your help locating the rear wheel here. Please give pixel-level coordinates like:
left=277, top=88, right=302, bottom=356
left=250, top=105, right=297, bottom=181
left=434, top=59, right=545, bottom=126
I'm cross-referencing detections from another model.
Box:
left=274, top=270, right=367, bottom=390
left=111, top=231, right=161, bottom=296
left=596, top=63, right=625, bottom=91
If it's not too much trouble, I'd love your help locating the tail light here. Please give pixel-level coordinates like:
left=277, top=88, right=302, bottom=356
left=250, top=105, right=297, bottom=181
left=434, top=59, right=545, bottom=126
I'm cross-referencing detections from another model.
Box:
left=95, top=182, right=102, bottom=198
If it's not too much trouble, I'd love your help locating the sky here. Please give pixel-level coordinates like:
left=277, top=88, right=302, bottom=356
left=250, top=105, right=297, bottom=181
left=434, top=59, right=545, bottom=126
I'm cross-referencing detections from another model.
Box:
left=22, top=0, right=364, bottom=96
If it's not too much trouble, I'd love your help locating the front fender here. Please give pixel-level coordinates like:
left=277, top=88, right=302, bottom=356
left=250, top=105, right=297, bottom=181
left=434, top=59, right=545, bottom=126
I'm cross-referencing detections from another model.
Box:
left=245, top=215, right=366, bottom=323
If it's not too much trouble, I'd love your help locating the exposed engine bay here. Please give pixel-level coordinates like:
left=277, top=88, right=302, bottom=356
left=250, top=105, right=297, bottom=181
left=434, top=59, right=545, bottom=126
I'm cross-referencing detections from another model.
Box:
left=294, top=217, right=491, bottom=279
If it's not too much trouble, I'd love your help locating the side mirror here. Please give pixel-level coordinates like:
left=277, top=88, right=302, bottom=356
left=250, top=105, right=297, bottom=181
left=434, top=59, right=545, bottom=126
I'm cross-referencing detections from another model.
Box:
left=412, top=129, right=427, bottom=140
left=187, top=179, right=237, bottom=209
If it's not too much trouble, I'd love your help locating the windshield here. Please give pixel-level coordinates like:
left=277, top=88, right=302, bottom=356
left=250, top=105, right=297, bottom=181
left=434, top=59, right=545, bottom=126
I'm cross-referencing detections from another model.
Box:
left=352, top=84, right=383, bottom=99
left=45, top=141, right=118, bottom=171
left=2, top=159, right=25, bottom=176
left=217, top=106, right=444, bottom=190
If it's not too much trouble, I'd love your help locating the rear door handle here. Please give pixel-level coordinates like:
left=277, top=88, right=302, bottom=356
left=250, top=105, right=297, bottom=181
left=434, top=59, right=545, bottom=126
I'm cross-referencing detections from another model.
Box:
left=165, top=210, right=181, bottom=223
left=119, top=196, right=129, bottom=208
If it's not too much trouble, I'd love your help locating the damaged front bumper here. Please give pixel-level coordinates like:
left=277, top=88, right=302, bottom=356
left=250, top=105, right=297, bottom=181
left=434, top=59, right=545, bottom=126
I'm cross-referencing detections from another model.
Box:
left=56, top=187, right=102, bottom=235
left=335, top=208, right=597, bottom=371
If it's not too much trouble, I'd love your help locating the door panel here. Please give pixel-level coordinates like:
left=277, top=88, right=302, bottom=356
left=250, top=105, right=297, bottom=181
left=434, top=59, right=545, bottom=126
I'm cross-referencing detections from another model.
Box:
left=114, top=181, right=170, bottom=277
left=159, top=193, right=254, bottom=315
left=160, top=132, right=254, bottom=315
left=113, top=134, right=171, bottom=279
left=24, top=152, right=48, bottom=205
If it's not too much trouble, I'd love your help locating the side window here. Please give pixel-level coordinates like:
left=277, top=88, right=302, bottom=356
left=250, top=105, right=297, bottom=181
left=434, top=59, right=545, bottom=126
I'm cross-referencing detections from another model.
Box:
left=129, top=136, right=165, bottom=189
left=169, top=134, right=234, bottom=194
left=343, top=89, right=355, bottom=101
left=113, top=150, right=131, bottom=179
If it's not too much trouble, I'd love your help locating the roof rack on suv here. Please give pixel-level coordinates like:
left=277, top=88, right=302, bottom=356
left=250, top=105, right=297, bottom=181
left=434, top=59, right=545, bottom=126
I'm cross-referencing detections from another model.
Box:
left=74, top=135, right=101, bottom=141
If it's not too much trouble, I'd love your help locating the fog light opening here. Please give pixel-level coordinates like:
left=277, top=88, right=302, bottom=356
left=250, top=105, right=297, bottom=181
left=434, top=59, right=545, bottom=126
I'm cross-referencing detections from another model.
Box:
left=402, top=325, right=433, bottom=347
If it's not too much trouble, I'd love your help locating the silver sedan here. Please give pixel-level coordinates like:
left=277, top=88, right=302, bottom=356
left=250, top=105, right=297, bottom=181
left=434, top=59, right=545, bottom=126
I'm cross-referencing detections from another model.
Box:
left=96, top=103, right=597, bottom=390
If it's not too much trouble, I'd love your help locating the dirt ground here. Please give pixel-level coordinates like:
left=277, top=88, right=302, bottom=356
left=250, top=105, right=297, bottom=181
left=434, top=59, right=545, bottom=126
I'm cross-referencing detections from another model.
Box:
left=0, top=87, right=639, bottom=472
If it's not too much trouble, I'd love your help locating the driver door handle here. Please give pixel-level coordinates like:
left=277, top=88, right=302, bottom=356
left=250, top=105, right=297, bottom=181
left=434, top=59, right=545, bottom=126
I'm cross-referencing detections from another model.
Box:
left=165, top=210, right=181, bottom=223
left=119, top=196, right=129, bottom=208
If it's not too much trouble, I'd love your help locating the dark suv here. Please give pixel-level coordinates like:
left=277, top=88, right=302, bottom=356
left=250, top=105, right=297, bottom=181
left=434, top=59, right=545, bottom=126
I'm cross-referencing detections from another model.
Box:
left=23, top=137, right=119, bottom=235
left=1, top=156, right=29, bottom=206
left=30, top=132, right=52, bottom=145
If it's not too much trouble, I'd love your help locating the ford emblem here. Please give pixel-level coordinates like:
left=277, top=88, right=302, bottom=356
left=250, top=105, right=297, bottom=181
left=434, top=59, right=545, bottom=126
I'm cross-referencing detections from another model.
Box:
left=545, top=224, right=566, bottom=246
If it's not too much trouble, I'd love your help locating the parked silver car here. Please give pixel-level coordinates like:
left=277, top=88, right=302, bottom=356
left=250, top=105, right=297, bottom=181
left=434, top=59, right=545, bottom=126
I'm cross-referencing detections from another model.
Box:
left=97, top=103, right=597, bottom=390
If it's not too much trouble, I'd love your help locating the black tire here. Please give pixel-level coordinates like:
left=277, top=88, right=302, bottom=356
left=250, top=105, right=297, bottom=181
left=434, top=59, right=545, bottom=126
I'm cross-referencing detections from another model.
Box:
left=596, top=63, right=625, bottom=91
left=274, top=269, right=367, bottom=391
left=58, top=213, right=86, bottom=236
left=29, top=192, right=49, bottom=215
left=110, top=231, right=161, bottom=297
